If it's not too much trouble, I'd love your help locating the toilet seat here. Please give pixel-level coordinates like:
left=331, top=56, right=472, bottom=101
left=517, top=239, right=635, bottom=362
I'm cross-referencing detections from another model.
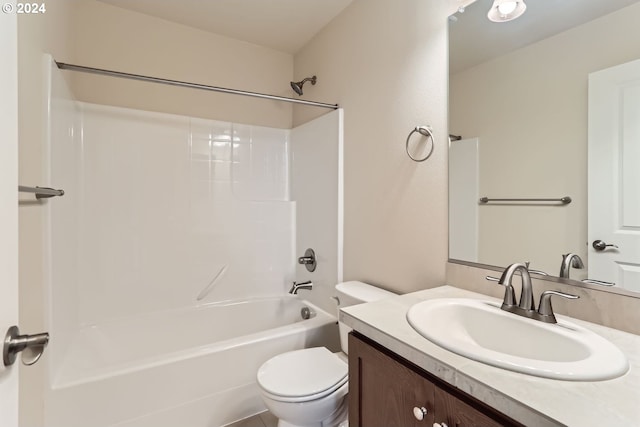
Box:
left=257, top=347, right=348, bottom=403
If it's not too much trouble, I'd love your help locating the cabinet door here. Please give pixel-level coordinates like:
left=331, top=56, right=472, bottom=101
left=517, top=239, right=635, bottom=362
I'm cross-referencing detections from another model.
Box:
left=434, top=386, right=506, bottom=427
left=349, top=334, right=435, bottom=427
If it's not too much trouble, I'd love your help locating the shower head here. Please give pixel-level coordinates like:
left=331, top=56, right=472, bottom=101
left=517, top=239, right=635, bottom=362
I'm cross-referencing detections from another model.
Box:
left=290, top=76, right=317, bottom=96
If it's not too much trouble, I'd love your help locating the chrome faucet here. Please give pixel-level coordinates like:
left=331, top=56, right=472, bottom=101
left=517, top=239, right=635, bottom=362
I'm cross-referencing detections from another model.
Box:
left=559, top=253, right=584, bottom=278
left=498, top=263, right=534, bottom=311
left=289, top=280, right=312, bottom=295
left=492, top=263, right=579, bottom=323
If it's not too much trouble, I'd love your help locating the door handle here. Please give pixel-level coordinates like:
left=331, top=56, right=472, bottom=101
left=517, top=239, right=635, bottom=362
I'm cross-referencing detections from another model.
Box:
left=592, top=240, right=619, bottom=251
left=3, top=325, right=50, bottom=366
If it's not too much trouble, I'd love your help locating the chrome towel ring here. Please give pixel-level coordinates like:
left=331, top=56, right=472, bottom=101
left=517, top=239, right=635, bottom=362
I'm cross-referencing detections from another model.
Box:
left=406, top=126, right=434, bottom=162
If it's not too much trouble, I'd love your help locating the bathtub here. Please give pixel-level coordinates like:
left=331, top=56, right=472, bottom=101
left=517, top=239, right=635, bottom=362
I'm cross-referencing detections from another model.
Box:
left=44, top=296, right=338, bottom=427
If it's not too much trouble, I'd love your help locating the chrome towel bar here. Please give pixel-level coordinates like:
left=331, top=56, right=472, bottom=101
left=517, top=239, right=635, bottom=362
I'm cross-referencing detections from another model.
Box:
left=479, top=196, right=571, bottom=205
left=18, top=186, right=65, bottom=199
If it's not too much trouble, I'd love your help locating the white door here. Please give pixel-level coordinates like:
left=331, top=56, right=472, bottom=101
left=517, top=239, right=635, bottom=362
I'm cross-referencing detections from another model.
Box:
left=0, top=4, right=20, bottom=426
left=588, top=58, right=640, bottom=292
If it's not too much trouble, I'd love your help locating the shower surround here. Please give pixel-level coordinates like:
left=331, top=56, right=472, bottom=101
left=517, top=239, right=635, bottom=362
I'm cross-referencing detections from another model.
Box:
left=43, top=59, right=343, bottom=426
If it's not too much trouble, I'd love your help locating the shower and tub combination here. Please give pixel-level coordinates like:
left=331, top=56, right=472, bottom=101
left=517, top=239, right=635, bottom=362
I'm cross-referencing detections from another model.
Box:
left=42, top=57, right=343, bottom=427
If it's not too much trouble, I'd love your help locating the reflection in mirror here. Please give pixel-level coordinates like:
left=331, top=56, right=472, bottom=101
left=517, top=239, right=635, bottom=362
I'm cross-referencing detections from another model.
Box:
left=448, top=0, right=640, bottom=293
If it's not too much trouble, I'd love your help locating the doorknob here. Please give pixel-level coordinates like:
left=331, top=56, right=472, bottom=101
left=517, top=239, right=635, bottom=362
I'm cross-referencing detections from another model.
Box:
left=3, top=325, right=50, bottom=367
left=592, top=240, right=619, bottom=251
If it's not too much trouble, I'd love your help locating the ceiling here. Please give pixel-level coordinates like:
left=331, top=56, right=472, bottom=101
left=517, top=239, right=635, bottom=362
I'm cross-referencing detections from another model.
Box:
left=96, top=0, right=353, bottom=54
left=449, top=0, right=640, bottom=74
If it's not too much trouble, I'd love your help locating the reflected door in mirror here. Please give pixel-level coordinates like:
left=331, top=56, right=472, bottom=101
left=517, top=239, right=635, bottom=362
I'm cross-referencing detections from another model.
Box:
left=588, top=58, right=640, bottom=292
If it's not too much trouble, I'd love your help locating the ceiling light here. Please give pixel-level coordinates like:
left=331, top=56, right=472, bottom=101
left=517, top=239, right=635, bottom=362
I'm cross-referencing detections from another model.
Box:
left=487, top=0, right=527, bottom=22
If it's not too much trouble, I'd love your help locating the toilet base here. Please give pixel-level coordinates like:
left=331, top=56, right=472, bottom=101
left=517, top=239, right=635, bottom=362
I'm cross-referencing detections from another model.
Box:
left=274, top=394, right=348, bottom=427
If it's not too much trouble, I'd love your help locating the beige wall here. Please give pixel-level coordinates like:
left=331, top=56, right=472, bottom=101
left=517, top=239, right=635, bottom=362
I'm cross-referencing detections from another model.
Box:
left=293, top=0, right=450, bottom=294
left=71, top=0, right=294, bottom=129
left=449, top=3, right=640, bottom=277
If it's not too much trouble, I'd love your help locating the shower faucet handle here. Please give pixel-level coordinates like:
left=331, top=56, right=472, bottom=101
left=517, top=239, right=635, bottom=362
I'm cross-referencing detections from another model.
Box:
left=297, top=248, right=317, bottom=272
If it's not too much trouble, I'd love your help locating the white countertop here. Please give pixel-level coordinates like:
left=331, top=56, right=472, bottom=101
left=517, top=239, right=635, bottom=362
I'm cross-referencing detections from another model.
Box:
left=340, top=285, right=640, bottom=427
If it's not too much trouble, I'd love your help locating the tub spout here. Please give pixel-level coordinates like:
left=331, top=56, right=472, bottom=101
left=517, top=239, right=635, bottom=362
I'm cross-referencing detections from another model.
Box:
left=289, top=281, right=312, bottom=295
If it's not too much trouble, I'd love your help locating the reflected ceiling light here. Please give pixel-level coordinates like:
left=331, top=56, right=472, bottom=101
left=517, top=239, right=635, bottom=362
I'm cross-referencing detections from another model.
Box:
left=487, top=0, right=527, bottom=22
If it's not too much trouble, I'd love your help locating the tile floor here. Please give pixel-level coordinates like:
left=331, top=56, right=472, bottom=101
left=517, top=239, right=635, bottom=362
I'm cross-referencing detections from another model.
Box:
left=226, top=411, right=278, bottom=427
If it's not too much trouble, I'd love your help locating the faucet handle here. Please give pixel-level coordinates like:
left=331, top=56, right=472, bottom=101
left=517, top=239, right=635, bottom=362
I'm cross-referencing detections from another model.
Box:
left=537, top=290, right=579, bottom=323
left=528, top=269, right=549, bottom=276
left=582, top=278, right=615, bottom=287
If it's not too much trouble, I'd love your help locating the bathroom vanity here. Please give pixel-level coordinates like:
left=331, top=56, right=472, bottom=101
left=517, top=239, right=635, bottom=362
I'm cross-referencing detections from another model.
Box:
left=341, top=286, right=640, bottom=427
left=349, top=333, right=522, bottom=426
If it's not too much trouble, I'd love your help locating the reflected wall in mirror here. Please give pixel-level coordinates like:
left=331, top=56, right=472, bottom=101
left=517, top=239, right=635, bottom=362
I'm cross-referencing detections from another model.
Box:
left=448, top=0, right=640, bottom=293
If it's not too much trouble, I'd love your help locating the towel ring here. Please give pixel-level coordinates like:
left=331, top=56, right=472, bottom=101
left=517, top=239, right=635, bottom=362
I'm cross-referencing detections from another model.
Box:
left=406, top=126, right=434, bottom=162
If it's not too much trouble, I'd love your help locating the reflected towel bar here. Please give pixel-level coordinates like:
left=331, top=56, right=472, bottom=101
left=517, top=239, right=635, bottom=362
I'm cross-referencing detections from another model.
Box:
left=18, top=186, right=65, bottom=199
left=479, top=196, right=571, bottom=205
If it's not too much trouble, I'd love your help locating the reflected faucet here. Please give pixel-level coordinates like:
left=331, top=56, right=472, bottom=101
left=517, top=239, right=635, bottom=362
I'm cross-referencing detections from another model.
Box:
left=559, top=253, right=584, bottom=279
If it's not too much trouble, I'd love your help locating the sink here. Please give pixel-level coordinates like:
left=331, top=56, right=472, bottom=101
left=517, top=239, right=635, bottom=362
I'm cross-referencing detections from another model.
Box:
left=406, top=298, right=629, bottom=381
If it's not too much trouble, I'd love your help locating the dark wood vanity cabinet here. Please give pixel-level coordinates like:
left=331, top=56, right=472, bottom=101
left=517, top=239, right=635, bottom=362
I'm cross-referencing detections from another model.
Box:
left=433, top=386, right=507, bottom=427
left=348, top=333, right=523, bottom=427
left=348, top=332, right=436, bottom=426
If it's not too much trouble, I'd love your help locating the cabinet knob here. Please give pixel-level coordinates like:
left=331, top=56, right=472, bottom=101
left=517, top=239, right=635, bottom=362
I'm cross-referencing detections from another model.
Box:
left=413, top=406, right=428, bottom=421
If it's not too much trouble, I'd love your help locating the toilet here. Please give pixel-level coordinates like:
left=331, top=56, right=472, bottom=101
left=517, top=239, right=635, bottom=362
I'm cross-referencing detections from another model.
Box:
left=256, top=281, right=396, bottom=427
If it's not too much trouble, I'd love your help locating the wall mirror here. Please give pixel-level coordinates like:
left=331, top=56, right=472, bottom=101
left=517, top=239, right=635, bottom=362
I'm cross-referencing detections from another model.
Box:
left=448, top=0, right=640, bottom=295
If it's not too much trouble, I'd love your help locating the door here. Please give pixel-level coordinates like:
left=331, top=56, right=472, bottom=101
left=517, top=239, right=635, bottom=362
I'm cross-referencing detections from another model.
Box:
left=0, top=4, right=20, bottom=426
left=588, top=59, right=640, bottom=292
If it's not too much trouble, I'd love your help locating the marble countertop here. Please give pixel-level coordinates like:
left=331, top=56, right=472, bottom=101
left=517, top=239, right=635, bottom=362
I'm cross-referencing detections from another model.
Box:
left=340, top=285, right=640, bottom=427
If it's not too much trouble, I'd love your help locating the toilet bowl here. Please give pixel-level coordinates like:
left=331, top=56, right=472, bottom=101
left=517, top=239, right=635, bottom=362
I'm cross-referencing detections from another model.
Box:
left=258, top=347, right=348, bottom=427
left=256, top=281, right=395, bottom=427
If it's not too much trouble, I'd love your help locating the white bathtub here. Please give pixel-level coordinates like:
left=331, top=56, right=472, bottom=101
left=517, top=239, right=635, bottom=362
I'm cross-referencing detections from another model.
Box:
left=45, top=296, right=338, bottom=427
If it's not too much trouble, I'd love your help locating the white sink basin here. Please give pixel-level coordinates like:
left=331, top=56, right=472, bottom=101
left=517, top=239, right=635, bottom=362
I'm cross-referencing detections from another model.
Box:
left=406, top=298, right=629, bottom=381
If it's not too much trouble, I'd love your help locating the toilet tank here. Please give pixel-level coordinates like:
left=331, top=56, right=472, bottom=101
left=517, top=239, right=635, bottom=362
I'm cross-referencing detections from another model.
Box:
left=335, top=281, right=396, bottom=354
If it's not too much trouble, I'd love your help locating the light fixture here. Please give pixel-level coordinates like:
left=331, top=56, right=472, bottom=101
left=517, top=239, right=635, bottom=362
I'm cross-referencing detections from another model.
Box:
left=487, top=0, right=527, bottom=22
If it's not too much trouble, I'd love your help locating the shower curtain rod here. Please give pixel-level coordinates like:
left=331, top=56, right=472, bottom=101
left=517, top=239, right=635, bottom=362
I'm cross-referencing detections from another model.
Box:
left=55, top=61, right=339, bottom=110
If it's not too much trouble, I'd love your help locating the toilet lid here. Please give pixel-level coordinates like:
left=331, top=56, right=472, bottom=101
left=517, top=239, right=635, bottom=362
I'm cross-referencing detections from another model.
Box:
left=257, top=347, right=348, bottom=399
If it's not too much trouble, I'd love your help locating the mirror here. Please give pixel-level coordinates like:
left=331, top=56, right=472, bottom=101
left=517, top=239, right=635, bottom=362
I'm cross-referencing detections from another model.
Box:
left=448, top=0, right=640, bottom=294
